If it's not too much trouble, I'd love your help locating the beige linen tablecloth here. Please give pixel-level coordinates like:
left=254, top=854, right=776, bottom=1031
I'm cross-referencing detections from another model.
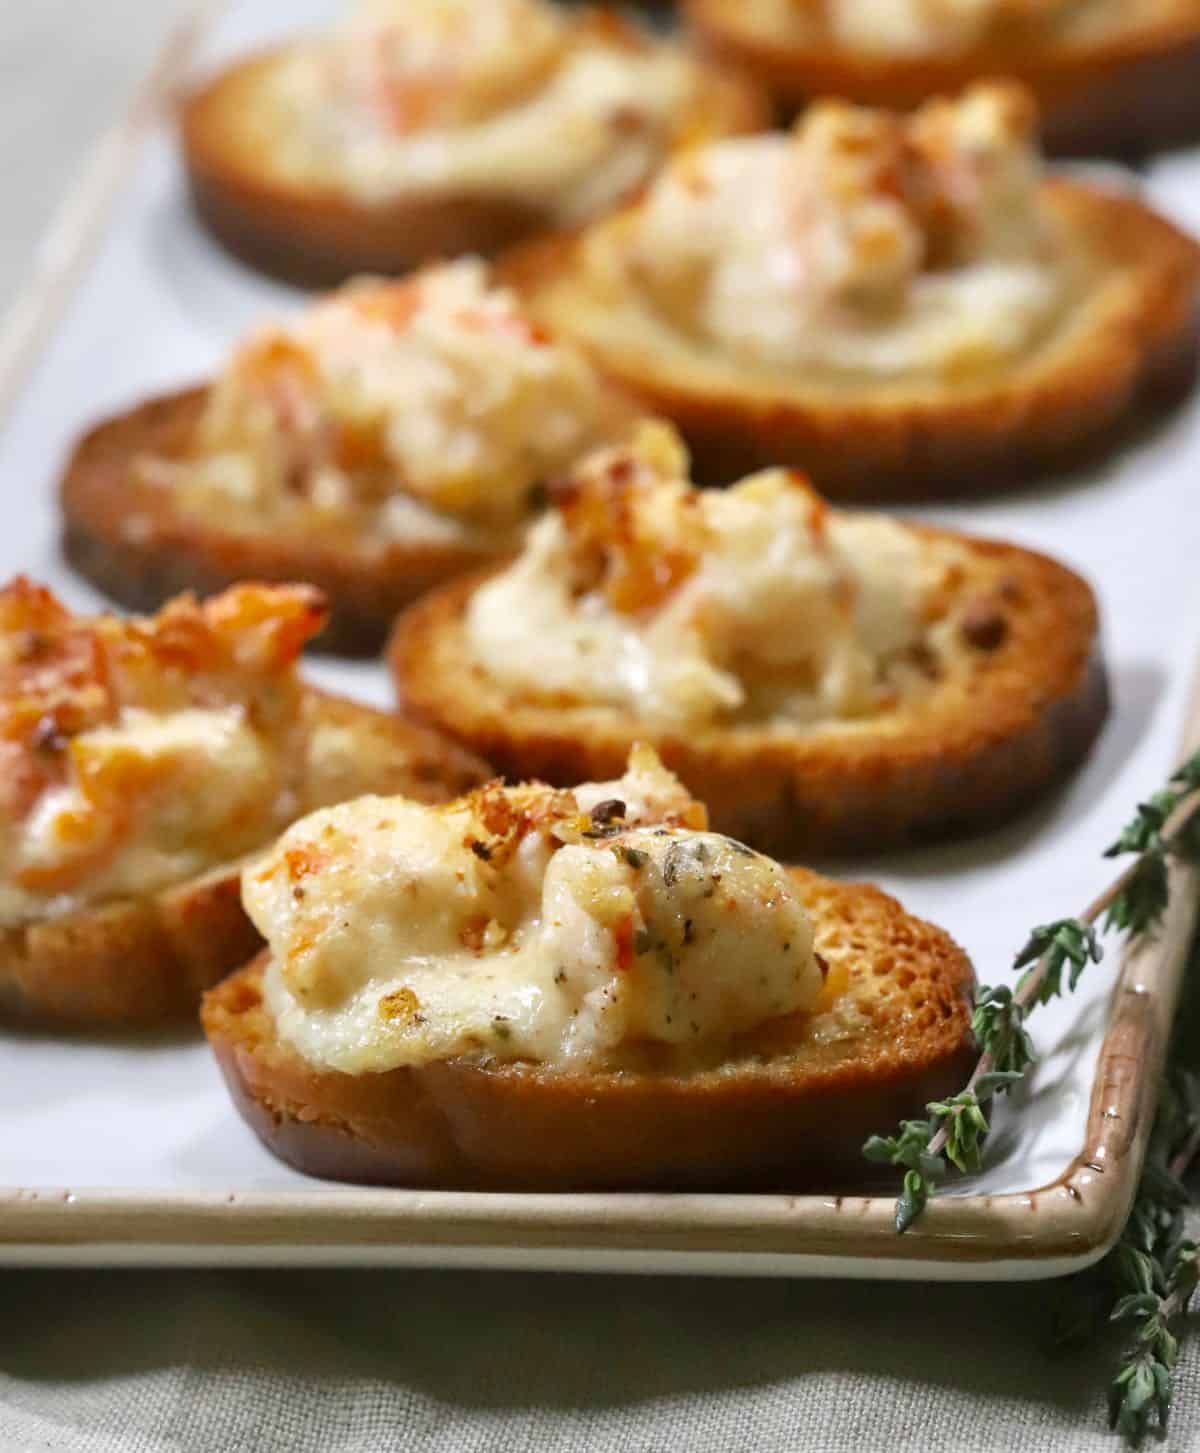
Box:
left=5, top=1262, right=1200, bottom=1453
left=2, top=5, right=1198, bottom=1450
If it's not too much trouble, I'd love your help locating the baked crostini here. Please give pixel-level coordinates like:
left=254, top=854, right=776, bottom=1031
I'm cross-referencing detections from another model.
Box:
left=389, top=423, right=1107, bottom=857
left=0, top=579, right=485, bottom=1027
left=181, top=0, right=768, bottom=287
left=686, top=0, right=1200, bottom=155
left=60, top=262, right=634, bottom=655
left=203, top=748, right=976, bottom=1189
left=503, top=83, right=1200, bottom=500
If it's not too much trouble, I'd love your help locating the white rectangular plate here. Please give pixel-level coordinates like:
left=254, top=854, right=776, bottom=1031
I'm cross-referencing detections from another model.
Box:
left=1, top=0, right=1199, bottom=1277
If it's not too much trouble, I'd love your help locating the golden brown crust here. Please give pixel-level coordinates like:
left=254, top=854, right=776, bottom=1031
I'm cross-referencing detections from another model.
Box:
left=0, top=866, right=261, bottom=1029
left=59, top=387, right=514, bottom=657
left=180, top=42, right=769, bottom=289
left=387, top=530, right=1107, bottom=858
left=202, top=868, right=976, bottom=1190
left=0, top=693, right=488, bottom=1028
left=501, top=180, right=1200, bottom=500
left=686, top=0, right=1200, bottom=155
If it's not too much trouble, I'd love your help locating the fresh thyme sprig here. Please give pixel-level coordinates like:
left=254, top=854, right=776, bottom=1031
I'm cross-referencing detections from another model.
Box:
left=863, top=749, right=1200, bottom=1235
left=1107, top=1153, right=1199, bottom=1442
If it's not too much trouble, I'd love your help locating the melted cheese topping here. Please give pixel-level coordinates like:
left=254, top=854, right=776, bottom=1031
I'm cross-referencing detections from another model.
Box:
left=466, top=424, right=960, bottom=729
left=333, top=0, right=568, bottom=131
left=625, top=84, right=1068, bottom=377
left=812, top=0, right=1110, bottom=55
left=248, top=749, right=823, bottom=1073
left=0, top=707, right=283, bottom=925
left=0, top=580, right=326, bottom=926
left=163, top=263, right=613, bottom=536
left=272, top=0, right=699, bottom=221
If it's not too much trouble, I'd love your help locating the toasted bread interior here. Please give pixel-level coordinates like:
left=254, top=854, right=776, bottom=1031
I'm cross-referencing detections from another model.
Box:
left=203, top=868, right=976, bottom=1190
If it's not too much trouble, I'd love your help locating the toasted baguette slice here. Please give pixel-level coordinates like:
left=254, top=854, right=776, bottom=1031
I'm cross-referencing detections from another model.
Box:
left=502, top=180, right=1200, bottom=500
left=59, top=388, right=513, bottom=657
left=203, top=868, right=975, bottom=1190
left=686, top=0, right=1200, bottom=156
left=389, top=532, right=1106, bottom=859
left=181, top=40, right=767, bottom=289
left=0, top=694, right=486, bottom=1028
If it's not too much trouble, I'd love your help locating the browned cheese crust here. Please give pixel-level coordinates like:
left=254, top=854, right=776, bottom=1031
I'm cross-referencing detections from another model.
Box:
left=501, top=181, right=1200, bottom=500
left=201, top=868, right=976, bottom=1190
left=685, top=0, right=1200, bottom=155
left=388, top=532, right=1107, bottom=858
left=180, top=43, right=769, bottom=289
left=0, top=694, right=488, bottom=1028
left=58, top=387, right=519, bottom=656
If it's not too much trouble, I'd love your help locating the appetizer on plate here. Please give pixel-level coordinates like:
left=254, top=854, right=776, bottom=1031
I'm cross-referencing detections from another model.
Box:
left=60, top=262, right=633, bottom=654
left=504, top=83, right=1200, bottom=499
left=685, top=0, right=1200, bottom=155
left=203, top=748, right=976, bottom=1189
left=389, top=423, right=1107, bottom=857
left=181, top=0, right=768, bottom=286
left=0, top=580, right=484, bottom=1027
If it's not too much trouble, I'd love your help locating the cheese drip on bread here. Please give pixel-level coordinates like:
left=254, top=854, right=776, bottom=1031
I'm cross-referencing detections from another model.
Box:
left=466, top=423, right=965, bottom=728
left=155, top=262, right=615, bottom=538
left=274, top=0, right=702, bottom=223
left=247, top=748, right=824, bottom=1073
left=811, top=0, right=1109, bottom=56
left=625, top=83, right=1068, bottom=377
left=0, top=580, right=325, bottom=925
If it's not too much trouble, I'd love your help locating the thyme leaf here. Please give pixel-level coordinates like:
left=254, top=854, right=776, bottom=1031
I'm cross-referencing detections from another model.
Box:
left=860, top=747, right=1200, bottom=1285
left=970, top=985, right=1035, bottom=1078
left=1013, top=918, right=1102, bottom=1004
left=1099, top=1070, right=1200, bottom=1442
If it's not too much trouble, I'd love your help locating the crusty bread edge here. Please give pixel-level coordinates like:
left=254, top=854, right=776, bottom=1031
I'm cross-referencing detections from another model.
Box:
left=685, top=0, right=1200, bottom=156
left=201, top=867, right=977, bottom=1191
left=501, top=181, right=1200, bottom=500
left=0, top=693, right=488, bottom=1028
left=0, top=864, right=262, bottom=1029
left=387, top=531, right=1108, bottom=858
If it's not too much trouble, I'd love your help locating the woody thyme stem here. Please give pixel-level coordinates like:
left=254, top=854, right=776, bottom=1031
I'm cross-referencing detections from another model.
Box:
left=924, top=786, right=1200, bottom=1164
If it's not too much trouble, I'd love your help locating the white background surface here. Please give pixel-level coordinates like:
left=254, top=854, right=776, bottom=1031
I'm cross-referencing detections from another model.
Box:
left=0, top=1, right=194, bottom=319
left=1, top=0, right=1199, bottom=1257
